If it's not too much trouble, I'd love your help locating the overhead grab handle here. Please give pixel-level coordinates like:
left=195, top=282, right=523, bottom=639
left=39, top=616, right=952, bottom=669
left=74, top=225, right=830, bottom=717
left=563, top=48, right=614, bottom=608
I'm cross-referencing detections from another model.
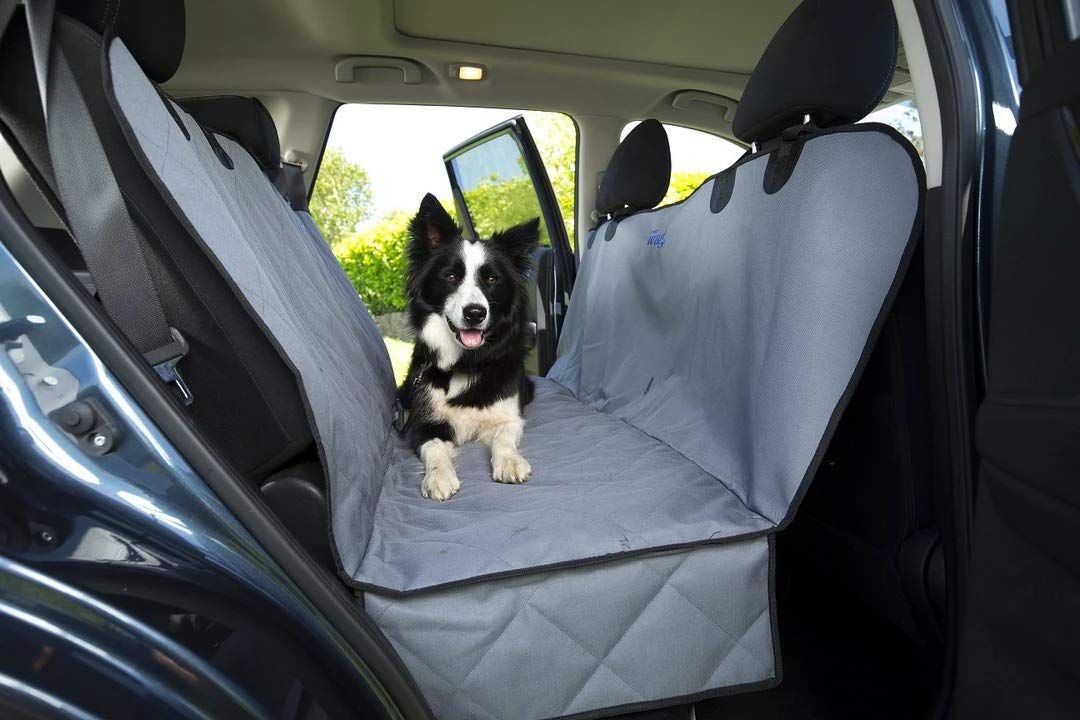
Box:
left=671, top=91, right=738, bottom=122
left=334, top=56, right=423, bottom=84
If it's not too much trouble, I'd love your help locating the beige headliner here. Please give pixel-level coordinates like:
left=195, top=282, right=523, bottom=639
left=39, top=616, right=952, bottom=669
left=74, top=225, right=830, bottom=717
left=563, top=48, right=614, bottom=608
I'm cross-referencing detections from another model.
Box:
left=160, top=0, right=920, bottom=242
left=171, top=0, right=910, bottom=132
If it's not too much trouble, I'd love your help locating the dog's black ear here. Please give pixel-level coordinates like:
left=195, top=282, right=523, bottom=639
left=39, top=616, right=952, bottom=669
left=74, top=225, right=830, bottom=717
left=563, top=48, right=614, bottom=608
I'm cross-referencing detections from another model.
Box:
left=491, top=217, right=541, bottom=272
left=409, top=193, right=458, bottom=251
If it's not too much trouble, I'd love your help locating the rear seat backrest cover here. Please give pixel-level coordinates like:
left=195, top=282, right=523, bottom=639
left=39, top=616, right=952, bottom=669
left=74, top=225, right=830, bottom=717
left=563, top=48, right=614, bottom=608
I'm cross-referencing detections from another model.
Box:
left=551, top=129, right=921, bottom=524
left=555, top=0, right=916, bottom=526
left=106, top=40, right=397, bottom=562
left=89, top=0, right=923, bottom=716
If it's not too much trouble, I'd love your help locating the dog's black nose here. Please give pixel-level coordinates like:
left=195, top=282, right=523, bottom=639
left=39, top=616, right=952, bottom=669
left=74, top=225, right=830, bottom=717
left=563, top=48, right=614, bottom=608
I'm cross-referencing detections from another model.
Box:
left=463, top=304, right=487, bottom=326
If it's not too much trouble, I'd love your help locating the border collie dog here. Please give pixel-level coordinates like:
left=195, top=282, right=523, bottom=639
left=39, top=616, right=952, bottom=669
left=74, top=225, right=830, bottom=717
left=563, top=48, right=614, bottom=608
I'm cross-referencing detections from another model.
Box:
left=400, top=194, right=539, bottom=501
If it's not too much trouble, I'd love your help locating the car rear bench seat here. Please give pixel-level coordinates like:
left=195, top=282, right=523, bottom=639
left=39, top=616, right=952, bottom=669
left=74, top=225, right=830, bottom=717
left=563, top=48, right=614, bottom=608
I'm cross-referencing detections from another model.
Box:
left=14, top=0, right=922, bottom=717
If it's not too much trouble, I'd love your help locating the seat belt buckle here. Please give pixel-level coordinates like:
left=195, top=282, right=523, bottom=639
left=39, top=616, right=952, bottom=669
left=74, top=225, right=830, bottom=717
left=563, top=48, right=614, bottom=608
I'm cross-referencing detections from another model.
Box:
left=146, top=327, right=193, bottom=406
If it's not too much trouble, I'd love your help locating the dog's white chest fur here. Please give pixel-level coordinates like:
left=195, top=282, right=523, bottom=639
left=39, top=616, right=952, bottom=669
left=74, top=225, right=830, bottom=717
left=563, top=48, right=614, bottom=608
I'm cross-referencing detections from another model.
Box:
left=429, top=374, right=523, bottom=445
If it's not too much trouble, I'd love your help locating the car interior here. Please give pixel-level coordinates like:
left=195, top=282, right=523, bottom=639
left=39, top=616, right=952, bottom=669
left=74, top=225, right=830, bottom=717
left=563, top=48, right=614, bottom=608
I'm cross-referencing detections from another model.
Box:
left=0, top=0, right=959, bottom=718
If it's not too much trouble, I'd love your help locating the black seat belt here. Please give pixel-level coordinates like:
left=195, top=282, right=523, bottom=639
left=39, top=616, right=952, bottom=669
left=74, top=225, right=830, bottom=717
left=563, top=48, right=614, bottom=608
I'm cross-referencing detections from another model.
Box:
left=22, top=0, right=192, bottom=404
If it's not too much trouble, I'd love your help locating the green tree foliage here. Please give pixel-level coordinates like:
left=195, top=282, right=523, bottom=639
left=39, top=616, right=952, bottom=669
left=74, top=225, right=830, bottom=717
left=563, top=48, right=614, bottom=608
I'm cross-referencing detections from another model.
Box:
left=526, top=112, right=576, bottom=245
left=463, top=176, right=551, bottom=245
left=310, top=148, right=375, bottom=246
left=332, top=211, right=410, bottom=316
left=663, top=171, right=712, bottom=206
left=454, top=113, right=577, bottom=248
left=320, top=113, right=579, bottom=315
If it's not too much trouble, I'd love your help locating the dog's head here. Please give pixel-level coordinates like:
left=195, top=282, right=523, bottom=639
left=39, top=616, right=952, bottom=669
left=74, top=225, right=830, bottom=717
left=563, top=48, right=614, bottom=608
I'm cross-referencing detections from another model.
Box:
left=406, top=193, right=539, bottom=358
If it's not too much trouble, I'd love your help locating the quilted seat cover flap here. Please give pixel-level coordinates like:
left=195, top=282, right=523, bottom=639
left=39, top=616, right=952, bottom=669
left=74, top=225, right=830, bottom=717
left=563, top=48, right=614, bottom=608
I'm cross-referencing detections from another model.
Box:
left=550, top=128, right=923, bottom=526
left=367, top=539, right=777, bottom=720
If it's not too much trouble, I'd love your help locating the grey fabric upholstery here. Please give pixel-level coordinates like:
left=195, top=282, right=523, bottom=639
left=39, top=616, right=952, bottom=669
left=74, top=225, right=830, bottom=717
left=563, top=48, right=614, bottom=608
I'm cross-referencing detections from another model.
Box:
left=106, top=29, right=921, bottom=718
left=359, top=378, right=771, bottom=591
left=551, top=128, right=921, bottom=526
left=367, top=540, right=775, bottom=720
left=109, top=40, right=397, bottom=560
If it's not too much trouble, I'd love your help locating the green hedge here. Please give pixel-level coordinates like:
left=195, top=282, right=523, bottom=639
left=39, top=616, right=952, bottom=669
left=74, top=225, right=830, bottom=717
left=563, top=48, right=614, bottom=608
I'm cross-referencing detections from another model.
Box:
left=333, top=211, right=410, bottom=315
left=463, top=177, right=551, bottom=246
left=331, top=171, right=711, bottom=317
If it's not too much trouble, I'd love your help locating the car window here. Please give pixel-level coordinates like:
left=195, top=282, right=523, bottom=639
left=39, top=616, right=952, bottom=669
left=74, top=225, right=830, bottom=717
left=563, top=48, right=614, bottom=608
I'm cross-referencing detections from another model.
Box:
left=863, top=99, right=925, bottom=161
left=311, top=105, right=576, bottom=384
left=620, top=122, right=744, bottom=205
left=449, top=129, right=550, bottom=245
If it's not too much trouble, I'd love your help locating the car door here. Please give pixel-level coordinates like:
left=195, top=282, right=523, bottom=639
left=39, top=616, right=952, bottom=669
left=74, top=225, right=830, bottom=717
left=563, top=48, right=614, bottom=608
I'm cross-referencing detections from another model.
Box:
left=442, top=117, right=574, bottom=376
left=951, top=2, right=1080, bottom=717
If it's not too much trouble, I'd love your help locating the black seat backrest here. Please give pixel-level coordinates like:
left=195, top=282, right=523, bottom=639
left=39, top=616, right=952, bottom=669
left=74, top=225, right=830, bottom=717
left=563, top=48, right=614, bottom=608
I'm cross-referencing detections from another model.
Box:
left=0, top=2, right=312, bottom=481
left=176, top=95, right=311, bottom=215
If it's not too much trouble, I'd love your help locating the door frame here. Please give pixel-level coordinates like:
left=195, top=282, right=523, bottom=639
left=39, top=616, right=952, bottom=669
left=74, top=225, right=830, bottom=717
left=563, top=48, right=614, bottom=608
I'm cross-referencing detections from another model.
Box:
left=443, top=116, right=576, bottom=305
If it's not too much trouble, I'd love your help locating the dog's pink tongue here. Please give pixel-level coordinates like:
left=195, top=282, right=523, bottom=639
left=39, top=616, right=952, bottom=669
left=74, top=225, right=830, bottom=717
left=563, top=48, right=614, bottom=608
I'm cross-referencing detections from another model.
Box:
left=458, top=329, right=484, bottom=348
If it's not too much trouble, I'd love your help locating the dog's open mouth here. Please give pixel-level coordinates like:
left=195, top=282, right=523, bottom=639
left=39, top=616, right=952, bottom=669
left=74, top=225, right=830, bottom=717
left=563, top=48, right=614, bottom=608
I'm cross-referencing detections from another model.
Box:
left=447, top=320, right=485, bottom=349
left=458, top=328, right=484, bottom=348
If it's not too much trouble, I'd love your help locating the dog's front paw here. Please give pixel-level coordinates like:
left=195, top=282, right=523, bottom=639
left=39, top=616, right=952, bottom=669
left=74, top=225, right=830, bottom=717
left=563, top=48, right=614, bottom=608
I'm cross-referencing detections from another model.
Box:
left=421, top=466, right=460, bottom=501
left=493, top=453, right=532, bottom=484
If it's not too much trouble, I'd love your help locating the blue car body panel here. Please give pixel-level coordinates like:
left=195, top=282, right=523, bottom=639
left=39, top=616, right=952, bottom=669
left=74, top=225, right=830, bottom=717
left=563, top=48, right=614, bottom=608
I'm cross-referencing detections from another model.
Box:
left=0, top=226, right=395, bottom=718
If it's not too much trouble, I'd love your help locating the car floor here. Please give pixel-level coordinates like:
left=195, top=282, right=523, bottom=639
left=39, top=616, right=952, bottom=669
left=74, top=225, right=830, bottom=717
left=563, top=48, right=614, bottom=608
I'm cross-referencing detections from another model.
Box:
left=695, top=542, right=938, bottom=720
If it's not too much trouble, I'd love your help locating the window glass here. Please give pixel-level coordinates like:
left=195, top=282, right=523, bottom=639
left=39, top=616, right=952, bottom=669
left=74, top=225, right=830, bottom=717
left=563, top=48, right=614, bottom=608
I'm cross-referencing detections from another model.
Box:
left=620, top=122, right=744, bottom=205
left=863, top=99, right=925, bottom=160
left=311, top=105, right=576, bottom=384
left=450, top=130, right=550, bottom=244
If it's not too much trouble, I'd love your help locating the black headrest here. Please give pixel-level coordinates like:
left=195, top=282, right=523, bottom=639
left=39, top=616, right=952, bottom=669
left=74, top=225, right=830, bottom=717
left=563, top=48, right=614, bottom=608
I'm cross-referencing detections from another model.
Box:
left=58, top=0, right=185, bottom=84
left=595, top=119, right=671, bottom=217
left=176, top=96, right=281, bottom=172
left=732, top=0, right=898, bottom=144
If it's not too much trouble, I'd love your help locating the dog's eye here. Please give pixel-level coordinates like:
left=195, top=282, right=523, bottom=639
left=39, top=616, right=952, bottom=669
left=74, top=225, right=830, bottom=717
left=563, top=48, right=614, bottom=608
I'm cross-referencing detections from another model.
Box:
left=444, top=272, right=457, bottom=282
left=485, top=274, right=498, bottom=285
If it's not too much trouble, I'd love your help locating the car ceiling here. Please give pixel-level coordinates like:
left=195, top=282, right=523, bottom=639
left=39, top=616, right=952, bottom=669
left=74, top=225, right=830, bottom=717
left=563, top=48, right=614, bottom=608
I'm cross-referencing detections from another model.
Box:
left=172, top=0, right=912, bottom=136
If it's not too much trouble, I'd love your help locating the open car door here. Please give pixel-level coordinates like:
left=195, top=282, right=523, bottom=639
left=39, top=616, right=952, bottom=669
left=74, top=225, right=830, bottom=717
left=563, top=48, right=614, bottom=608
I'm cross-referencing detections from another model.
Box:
left=951, top=3, right=1080, bottom=716
left=442, top=117, right=574, bottom=375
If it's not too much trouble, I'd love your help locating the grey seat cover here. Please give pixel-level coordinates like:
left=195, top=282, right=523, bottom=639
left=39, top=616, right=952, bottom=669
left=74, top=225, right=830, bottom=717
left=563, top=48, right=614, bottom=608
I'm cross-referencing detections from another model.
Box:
left=366, top=538, right=776, bottom=720
left=108, top=40, right=397, bottom=569
left=550, top=129, right=921, bottom=525
left=106, top=33, right=920, bottom=720
left=361, top=378, right=771, bottom=592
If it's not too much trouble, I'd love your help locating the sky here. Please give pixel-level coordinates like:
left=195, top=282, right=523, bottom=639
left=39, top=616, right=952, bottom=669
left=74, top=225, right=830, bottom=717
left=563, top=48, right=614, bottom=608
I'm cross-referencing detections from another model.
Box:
left=327, top=105, right=525, bottom=223
left=325, top=102, right=921, bottom=226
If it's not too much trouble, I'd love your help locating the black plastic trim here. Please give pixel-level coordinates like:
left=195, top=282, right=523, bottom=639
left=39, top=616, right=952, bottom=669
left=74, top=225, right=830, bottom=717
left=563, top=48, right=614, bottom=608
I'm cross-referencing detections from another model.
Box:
left=762, top=135, right=805, bottom=194
left=709, top=168, right=736, bottom=213
left=603, top=218, right=619, bottom=241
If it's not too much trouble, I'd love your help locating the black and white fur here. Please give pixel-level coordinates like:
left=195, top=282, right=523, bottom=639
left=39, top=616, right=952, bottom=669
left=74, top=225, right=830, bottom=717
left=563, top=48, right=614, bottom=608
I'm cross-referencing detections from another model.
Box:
left=399, top=193, right=539, bottom=501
